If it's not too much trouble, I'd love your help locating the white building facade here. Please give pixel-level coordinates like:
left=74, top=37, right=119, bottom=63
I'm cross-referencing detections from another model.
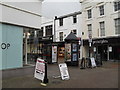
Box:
left=55, top=11, right=82, bottom=42
left=80, top=0, right=120, bottom=61
left=54, top=11, right=82, bottom=62
left=0, top=0, right=43, bottom=70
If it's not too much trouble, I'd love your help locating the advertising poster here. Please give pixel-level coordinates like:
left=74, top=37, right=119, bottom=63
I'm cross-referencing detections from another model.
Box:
left=34, top=58, right=45, bottom=81
left=65, top=44, right=71, bottom=61
left=52, top=46, right=57, bottom=63
left=72, top=53, right=77, bottom=61
left=59, top=63, right=70, bottom=80
left=72, top=44, right=77, bottom=52
left=91, top=57, right=96, bottom=67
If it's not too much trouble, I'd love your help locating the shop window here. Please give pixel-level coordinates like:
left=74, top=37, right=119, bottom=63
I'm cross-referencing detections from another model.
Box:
left=73, top=15, right=77, bottom=23
left=59, top=32, right=63, bottom=41
left=99, top=5, right=104, bottom=16
left=38, top=27, right=43, bottom=37
left=114, top=1, right=120, bottom=11
left=115, top=18, right=120, bottom=35
left=87, top=9, right=92, bottom=19
left=59, top=18, right=63, bottom=26
left=100, top=21, right=105, bottom=36
left=45, top=25, right=53, bottom=36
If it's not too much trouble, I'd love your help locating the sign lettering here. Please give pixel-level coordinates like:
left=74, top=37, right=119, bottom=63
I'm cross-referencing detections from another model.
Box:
left=1, top=43, right=10, bottom=49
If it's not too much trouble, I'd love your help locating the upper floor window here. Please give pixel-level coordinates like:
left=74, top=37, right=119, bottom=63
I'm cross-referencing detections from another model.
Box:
left=114, top=1, right=120, bottom=11
left=100, top=21, right=105, bottom=36
left=73, top=15, right=77, bottom=23
left=59, top=18, right=63, bottom=26
left=38, top=27, right=43, bottom=37
left=87, top=24, right=92, bottom=38
left=99, top=5, right=104, bottom=16
left=115, top=18, right=120, bottom=34
left=87, top=9, right=92, bottom=19
left=59, top=32, right=63, bottom=41
left=45, top=25, right=52, bottom=36
left=29, top=30, right=34, bottom=38
left=71, top=29, right=77, bottom=35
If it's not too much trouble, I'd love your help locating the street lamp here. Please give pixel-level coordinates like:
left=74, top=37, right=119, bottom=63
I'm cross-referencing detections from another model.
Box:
left=25, top=31, right=31, bottom=65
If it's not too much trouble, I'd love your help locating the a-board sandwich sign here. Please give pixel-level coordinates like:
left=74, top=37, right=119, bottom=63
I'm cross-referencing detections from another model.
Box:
left=59, top=63, right=70, bottom=80
left=91, top=57, right=96, bottom=67
left=34, top=58, right=45, bottom=82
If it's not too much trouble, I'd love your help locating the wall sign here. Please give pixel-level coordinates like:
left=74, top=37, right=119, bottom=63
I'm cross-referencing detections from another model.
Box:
left=65, top=44, right=71, bottom=61
left=72, top=53, right=77, bottom=61
left=52, top=46, right=57, bottom=63
left=1, top=43, right=10, bottom=49
left=93, top=40, right=108, bottom=44
left=72, top=44, right=77, bottom=52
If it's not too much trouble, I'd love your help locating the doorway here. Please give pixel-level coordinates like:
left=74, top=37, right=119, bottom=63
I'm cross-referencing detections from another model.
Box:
left=98, top=45, right=107, bottom=61
left=58, top=45, right=65, bottom=63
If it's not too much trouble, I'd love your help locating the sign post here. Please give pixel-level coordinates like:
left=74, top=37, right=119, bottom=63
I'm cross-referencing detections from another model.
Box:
left=88, top=30, right=92, bottom=68
left=34, top=58, right=48, bottom=84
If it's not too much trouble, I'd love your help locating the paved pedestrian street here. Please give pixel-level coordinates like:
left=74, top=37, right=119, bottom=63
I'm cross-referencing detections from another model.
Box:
left=2, top=61, right=119, bottom=88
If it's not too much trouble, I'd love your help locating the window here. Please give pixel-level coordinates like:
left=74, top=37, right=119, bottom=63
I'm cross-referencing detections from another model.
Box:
left=87, top=9, right=92, bottom=19
left=59, top=32, right=63, bottom=41
left=114, top=1, right=120, bottom=11
left=99, top=5, right=104, bottom=16
left=29, top=30, right=34, bottom=38
left=100, top=21, right=105, bottom=36
left=87, top=24, right=92, bottom=38
left=45, top=25, right=52, bottom=36
left=115, top=18, right=120, bottom=34
left=59, top=18, right=63, bottom=26
left=73, top=15, right=77, bottom=23
left=71, top=29, right=77, bottom=35
left=38, top=27, right=43, bottom=37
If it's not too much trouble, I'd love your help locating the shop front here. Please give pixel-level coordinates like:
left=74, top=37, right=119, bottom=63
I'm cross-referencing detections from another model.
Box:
left=0, top=24, right=23, bottom=70
left=40, top=36, right=53, bottom=64
left=83, top=36, right=120, bottom=61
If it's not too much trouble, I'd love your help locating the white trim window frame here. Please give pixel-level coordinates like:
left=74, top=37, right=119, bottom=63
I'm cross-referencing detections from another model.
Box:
left=114, top=1, right=120, bottom=11
left=87, top=9, right=92, bottom=19
left=59, top=32, right=63, bottom=41
left=99, top=5, right=104, bottom=16
left=99, top=21, right=105, bottom=37
left=115, top=18, right=120, bottom=35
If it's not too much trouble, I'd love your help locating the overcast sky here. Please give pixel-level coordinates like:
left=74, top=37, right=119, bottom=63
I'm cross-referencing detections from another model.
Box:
left=42, top=0, right=81, bottom=19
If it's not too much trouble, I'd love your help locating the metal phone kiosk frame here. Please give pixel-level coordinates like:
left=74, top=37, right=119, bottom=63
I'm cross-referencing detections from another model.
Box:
left=65, top=32, right=79, bottom=66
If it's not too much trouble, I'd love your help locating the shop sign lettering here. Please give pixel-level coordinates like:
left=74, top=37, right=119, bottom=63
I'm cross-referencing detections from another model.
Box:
left=1, top=43, right=10, bottom=49
left=93, top=40, right=108, bottom=44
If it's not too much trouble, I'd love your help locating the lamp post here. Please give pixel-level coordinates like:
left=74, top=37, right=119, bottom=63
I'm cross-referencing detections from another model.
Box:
left=25, top=30, right=30, bottom=65
left=88, top=30, right=92, bottom=68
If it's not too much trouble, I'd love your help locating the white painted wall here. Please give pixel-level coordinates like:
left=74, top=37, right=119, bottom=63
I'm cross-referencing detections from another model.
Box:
left=80, top=0, right=119, bottom=57
left=0, top=0, right=43, bottom=29
left=81, top=0, right=119, bottom=40
left=55, top=13, right=82, bottom=42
